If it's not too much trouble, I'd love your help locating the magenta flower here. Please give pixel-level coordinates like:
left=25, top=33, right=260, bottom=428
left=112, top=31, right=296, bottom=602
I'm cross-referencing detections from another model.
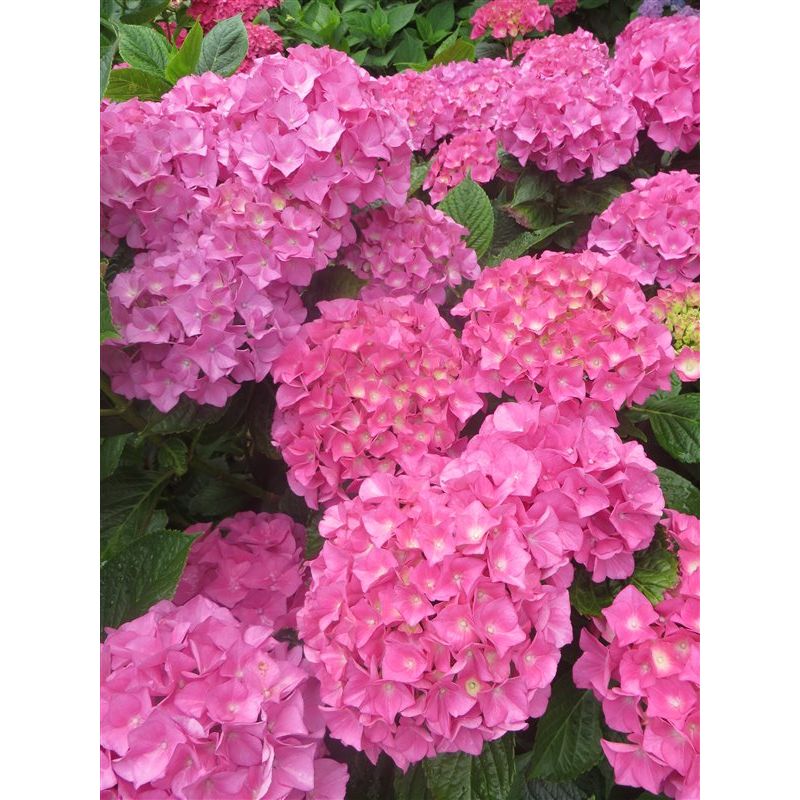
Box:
left=341, top=199, right=480, bottom=303
left=470, top=0, right=555, bottom=41
left=452, top=250, right=676, bottom=414
left=573, top=510, right=700, bottom=800
left=271, top=296, right=482, bottom=507
left=423, top=130, right=500, bottom=203
left=101, top=596, right=348, bottom=799
left=589, top=171, right=700, bottom=287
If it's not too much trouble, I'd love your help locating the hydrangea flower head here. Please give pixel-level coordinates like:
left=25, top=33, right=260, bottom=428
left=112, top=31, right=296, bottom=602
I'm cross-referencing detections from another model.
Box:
left=240, top=22, right=284, bottom=70
left=101, top=596, right=348, bottom=800
left=470, top=0, right=555, bottom=40
left=552, top=0, right=578, bottom=16
left=271, top=296, right=483, bottom=508
left=512, top=27, right=610, bottom=77
left=573, top=510, right=699, bottom=800
left=610, top=16, right=700, bottom=152
left=341, top=199, right=480, bottom=303
left=297, top=469, right=572, bottom=768
left=423, top=130, right=500, bottom=203
left=174, top=511, right=307, bottom=632
left=588, top=170, right=699, bottom=287
left=187, top=0, right=281, bottom=29
left=101, top=46, right=412, bottom=411
left=649, top=282, right=699, bottom=381
left=452, top=250, right=675, bottom=413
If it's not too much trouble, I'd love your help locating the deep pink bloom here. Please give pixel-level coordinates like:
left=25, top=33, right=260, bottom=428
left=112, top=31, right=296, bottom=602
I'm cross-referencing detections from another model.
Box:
left=423, top=130, right=500, bottom=203
left=470, top=0, right=555, bottom=40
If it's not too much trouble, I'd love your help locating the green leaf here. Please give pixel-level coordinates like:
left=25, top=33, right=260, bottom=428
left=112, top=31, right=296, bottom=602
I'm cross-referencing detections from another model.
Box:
left=101, top=529, right=194, bottom=630
left=395, top=762, right=432, bottom=800
left=387, top=3, right=419, bottom=36
left=429, top=36, right=475, bottom=65
left=101, top=434, right=132, bottom=481
left=306, top=514, right=325, bottom=561
left=529, top=673, right=603, bottom=781
left=395, top=29, right=428, bottom=68
left=578, top=0, right=609, bottom=8
left=569, top=569, right=617, bottom=618
left=426, top=1, right=455, bottom=33
left=165, top=20, right=203, bottom=82
left=105, top=67, right=173, bottom=101
left=100, top=20, right=118, bottom=99
left=409, top=156, right=431, bottom=196
left=509, top=777, right=590, bottom=800
left=100, top=468, right=173, bottom=559
left=100, top=0, right=123, bottom=21
left=101, top=276, right=121, bottom=341
left=198, top=15, right=249, bottom=77
left=184, top=472, right=252, bottom=519
left=157, top=438, right=190, bottom=476
left=138, top=396, right=230, bottom=436
left=640, top=393, right=700, bottom=463
left=502, top=200, right=555, bottom=231
left=512, top=171, right=554, bottom=206
left=118, top=23, right=172, bottom=76
left=416, top=16, right=436, bottom=44
left=631, top=530, right=679, bottom=605
left=655, top=467, right=700, bottom=517
left=438, top=176, right=494, bottom=260
left=488, top=223, right=572, bottom=265
left=424, top=735, right=516, bottom=800
left=120, top=0, right=170, bottom=24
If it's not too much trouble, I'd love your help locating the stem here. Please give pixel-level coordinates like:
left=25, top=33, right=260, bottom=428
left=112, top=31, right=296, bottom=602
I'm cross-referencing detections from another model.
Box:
left=193, top=456, right=281, bottom=505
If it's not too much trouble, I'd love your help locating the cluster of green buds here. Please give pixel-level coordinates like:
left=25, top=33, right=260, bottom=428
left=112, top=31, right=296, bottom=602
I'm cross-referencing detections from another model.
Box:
left=650, top=284, right=699, bottom=353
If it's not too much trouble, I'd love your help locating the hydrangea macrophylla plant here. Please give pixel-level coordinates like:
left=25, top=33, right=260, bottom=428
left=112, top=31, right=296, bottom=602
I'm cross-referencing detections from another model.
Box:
left=588, top=170, right=700, bottom=287
left=423, top=130, right=501, bottom=203
left=649, top=282, right=699, bottom=381
left=573, top=510, right=699, bottom=800
left=174, top=512, right=307, bottom=632
left=298, top=469, right=573, bottom=769
left=609, top=15, right=700, bottom=153
left=341, top=199, right=480, bottom=302
left=440, top=401, right=665, bottom=581
left=271, top=296, right=483, bottom=508
left=100, top=45, right=411, bottom=411
left=469, top=0, right=555, bottom=41
left=452, top=251, right=676, bottom=414
left=100, top=596, right=348, bottom=800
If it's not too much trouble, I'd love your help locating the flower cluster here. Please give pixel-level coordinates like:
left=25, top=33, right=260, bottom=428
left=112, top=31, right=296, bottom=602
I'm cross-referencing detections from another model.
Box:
left=649, top=282, right=699, bottom=382
left=512, top=27, right=610, bottom=77
left=101, top=46, right=411, bottom=411
left=637, top=0, right=699, bottom=18
left=452, top=251, right=675, bottom=414
left=441, top=401, right=665, bottom=581
left=498, top=53, right=641, bottom=182
left=588, top=171, right=700, bottom=287
left=174, top=511, right=307, bottom=632
left=470, top=0, right=554, bottom=40
left=341, top=199, right=480, bottom=303
left=241, top=22, right=284, bottom=68
left=573, top=510, right=699, bottom=799
left=298, top=469, right=573, bottom=769
left=187, top=0, right=281, bottom=29
left=423, top=130, right=501, bottom=202
left=552, top=0, right=578, bottom=16
left=271, top=297, right=483, bottom=508
left=101, top=596, right=348, bottom=800
left=610, top=16, right=700, bottom=152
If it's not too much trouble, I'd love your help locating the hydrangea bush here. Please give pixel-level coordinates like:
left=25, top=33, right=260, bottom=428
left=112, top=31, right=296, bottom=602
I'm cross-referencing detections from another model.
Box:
left=100, top=2, right=700, bottom=799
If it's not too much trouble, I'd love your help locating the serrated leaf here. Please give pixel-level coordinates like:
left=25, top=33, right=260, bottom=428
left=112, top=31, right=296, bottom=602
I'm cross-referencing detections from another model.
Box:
left=387, top=3, right=418, bottom=36
left=438, top=177, right=494, bottom=260
left=138, top=396, right=231, bottom=436
left=118, top=23, right=172, bottom=75
left=509, top=778, right=590, bottom=800
left=529, top=674, right=603, bottom=781
left=655, top=467, right=699, bottom=517
left=512, top=171, right=554, bottom=206
left=157, top=438, right=189, bottom=476
left=631, top=530, right=679, bottom=604
left=409, top=157, right=431, bottom=196
left=120, top=0, right=170, bottom=24
left=569, top=569, right=617, bottom=618
left=640, top=393, right=699, bottom=463
left=198, top=15, right=249, bottom=77
left=101, top=469, right=173, bottom=559
left=395, top=29, right=428, bottom=67
left=101, top=276, right=121, bottom=341
left=395, top=762, right=432, bottom=800
left=101, top=434, right=132, bottom=481
left=165, top=20, right=203, bottom=82
left=502, top=200, right=555, bottom=231
left=430, top=36, right=475, bottom=65
left=101, top=529, right=194, bottom=630
left=427, top=2, right=455, bottom=32
left=105, top=67, right=173, bottom=101
left=489, top=223, right=572, bottom=264
left=100, top=20, right=118, bottom=99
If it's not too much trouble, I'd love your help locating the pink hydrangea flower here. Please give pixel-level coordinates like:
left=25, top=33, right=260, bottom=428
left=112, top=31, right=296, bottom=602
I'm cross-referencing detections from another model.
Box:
left=441, top=401, right=665, bottom=581
left=187, top=0, right=281, bottom=30
left=511, top=27, right=609, bottom=73
left=240, top=23, right=284, bottom=70
left=271, top=296, right=483, bottom=508
left=452, top=251, right=675, bottom=414
left=341, top=199, right=480, bottom=303
left=552, top=0, right=578, bottom=17
left=101, top=46, right=412, bottom=411
left=573, top=510, right=699, bottom=800
left=174, top=512, right=307, bottom=632
left=588, top=170, right=699, bottom=287
left=609, top=16, right=700, bottom=153
left=470, top=0, right=555, bottom=40
left=649, top=281, right=699, bottom=381
left=423, top=130, right=500, bottom=202
left=298, top=468, right=572, bottom=769
left=101, top=596, right=348, bottom=800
